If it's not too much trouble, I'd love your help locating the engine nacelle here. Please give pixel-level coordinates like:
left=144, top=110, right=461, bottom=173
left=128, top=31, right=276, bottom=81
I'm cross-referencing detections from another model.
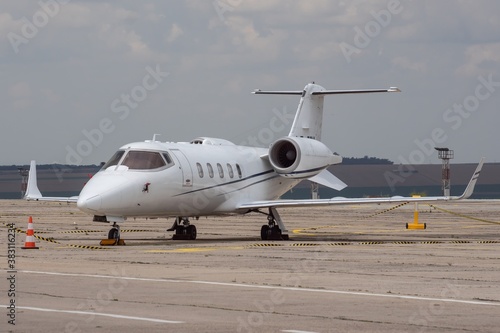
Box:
left=268, top=137, right=342, bottom=178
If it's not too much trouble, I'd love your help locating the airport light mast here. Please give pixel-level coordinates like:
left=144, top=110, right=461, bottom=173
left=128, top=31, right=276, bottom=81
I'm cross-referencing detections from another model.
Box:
left=18, top=167, right=29, bottom=198
left=434, top=147, right=454, bottom=197
left=311, top=182, right=319, bottom=199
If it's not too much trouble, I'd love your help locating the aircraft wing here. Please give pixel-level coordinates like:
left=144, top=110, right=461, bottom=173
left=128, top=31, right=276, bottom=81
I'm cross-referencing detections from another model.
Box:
left=238, top=158, right=484, bottom=210
left=24, top=160, right=79, bottom=203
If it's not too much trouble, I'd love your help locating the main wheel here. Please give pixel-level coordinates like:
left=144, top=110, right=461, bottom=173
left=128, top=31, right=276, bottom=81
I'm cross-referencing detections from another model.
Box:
left=187, top=225, right=197, bottom=240
left=108, top=228, right=119, bottom=240
left=260, top=225, right=270, bottom=240
left=175, top=226, right=184, bottom=235
left=270, top=225, right=282, bottom=240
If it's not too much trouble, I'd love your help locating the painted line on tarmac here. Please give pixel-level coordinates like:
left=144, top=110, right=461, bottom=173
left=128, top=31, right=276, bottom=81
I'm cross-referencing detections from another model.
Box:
left=146, top=246, right=245, bottom=253
left=19, top=270, right=500, bottom=307
left=429, top=204, right=500, bottom=225
left=282, top=330, right=319, bottom=333
left=149, top=240, right=500, bottom=253
left=0, top=304, right=184, bottom=324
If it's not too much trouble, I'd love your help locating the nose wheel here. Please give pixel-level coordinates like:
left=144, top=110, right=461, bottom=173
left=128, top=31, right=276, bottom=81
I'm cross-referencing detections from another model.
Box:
left=168, top=217, right=197, bottom=240
left=100, top=222, right=125, bottom=246
left=108, top=222, right=120, bottom=241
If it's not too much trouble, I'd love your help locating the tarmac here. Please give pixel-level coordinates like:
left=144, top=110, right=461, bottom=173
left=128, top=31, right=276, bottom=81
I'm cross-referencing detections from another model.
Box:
left=1, top=199, right=499, bottom=332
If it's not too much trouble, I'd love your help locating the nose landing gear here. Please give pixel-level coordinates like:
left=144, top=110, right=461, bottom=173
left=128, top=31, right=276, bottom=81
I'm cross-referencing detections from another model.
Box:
left=108, top=222, right=120, bottom=240
left=100, top=222, right=126, bottom=246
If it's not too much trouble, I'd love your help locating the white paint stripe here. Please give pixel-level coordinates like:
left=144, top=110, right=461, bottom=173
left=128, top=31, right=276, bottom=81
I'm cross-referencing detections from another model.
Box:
left=0, top=304, right=183, bottom=324
left=18, top=269, right=500, bottom=307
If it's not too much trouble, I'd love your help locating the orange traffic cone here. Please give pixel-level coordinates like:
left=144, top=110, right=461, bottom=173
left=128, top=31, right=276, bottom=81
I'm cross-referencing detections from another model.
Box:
left=21, top=216, right=39, bottom=249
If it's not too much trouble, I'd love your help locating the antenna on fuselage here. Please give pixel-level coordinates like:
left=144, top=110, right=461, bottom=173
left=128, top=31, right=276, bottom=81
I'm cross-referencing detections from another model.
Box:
left=152, top=134, right=161, bottom=142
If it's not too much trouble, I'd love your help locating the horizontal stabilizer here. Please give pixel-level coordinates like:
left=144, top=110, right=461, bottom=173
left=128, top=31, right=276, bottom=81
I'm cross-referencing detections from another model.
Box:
left=253, top=83, right=400, bottom=140
left=253, top=90, right=302, bottom=95
left=253, top=87, right=400, bottom=96
left=308, top=169, right=347, bottom=191
left=312, top=87, right=401, bottom=95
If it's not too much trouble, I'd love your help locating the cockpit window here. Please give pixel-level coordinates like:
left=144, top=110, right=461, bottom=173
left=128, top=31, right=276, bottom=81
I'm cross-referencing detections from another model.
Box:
left=163, top=153, right=172, bottom=164
left=121, top=151, right=167, bottom=170
left=101, top=150, right=125, bottom=170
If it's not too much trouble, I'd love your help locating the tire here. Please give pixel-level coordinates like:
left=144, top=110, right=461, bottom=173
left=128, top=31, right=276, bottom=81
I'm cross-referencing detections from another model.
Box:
left=108, top=228, right=119, bottom=240
left=187, top=225, right=197, bottom=240
left=175, top=226, right=184, bottom=235
left=270, top=226, right=282, bottom=240
left=260, top=225, right=270, bottom=240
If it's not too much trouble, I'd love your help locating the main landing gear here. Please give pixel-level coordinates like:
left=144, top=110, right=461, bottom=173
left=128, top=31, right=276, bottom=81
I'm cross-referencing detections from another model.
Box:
left=260, top=207, right=289, bottom=241
left=167, top=217, right=197, bottom=240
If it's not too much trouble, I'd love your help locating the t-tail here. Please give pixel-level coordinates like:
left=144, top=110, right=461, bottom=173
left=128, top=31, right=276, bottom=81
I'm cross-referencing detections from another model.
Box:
left=253, top=82, right=400, bottom=141
left=253, top=83, right=400, bottom=191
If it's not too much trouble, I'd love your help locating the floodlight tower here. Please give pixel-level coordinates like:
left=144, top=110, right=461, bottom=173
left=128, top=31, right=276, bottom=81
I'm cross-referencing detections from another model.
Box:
left=18, top=167, right=29, bottom=198
left=434, top=147, right=454, bottom=197
left=311, top=182, right=319, bottom=199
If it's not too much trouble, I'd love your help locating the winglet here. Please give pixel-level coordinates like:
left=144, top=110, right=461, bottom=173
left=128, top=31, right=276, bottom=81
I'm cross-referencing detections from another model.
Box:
left=454, top=158, right=484, bottom=200
left=25, top=160, right=42, bottom=200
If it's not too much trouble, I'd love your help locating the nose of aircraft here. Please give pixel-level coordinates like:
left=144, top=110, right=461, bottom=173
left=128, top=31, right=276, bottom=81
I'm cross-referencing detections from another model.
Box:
left=76, top=172, right=131, bottom=214
left=77, top=194, right=102, bottom=211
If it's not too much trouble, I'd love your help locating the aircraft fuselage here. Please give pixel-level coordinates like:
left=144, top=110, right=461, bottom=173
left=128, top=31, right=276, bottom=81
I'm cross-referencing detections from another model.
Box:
left=77, top=140, right=301, bottom=220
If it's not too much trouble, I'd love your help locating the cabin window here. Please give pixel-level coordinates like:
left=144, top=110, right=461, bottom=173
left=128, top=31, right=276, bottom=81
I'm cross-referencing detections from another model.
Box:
left=227, top=164, right=234, bottom=178
left=236, top=164, right=242, bottom=179
left=217, top=163, right=224, bottom=178
left=196, top=163, right=204, bottom=178
left=207, top=163, right=214, bottom=178
left=102, top=150, right=125, bottom=170
left=121, top=151, right=166, bottom=170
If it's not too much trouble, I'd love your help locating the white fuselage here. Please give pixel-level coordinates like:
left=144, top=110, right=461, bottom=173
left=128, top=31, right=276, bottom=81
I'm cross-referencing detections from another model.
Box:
left=77, top=140, right=301, bottom=219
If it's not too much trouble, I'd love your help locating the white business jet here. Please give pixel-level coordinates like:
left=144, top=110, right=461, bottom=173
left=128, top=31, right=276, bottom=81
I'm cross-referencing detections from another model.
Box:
left=25, top=82, right=484, bottom=241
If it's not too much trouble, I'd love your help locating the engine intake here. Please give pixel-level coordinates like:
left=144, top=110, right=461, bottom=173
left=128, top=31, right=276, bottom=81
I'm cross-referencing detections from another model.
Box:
left=268, top=137, right=341, bottom=178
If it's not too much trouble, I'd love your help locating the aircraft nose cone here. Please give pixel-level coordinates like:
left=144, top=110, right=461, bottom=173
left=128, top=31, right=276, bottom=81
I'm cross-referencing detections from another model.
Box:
left=77, top=194, right=102, bottom=212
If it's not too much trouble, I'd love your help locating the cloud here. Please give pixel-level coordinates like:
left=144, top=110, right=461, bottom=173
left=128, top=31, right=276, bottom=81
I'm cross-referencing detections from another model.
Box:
left=41, top=88, right=61, bottom=103
left=9, top=81, right=31, bottom=99
left=1, top=1, right=500, bottom=164
left=392, top=56, right=426, bottom=72
left=166, top=23, right=183, bottom=43
left=8, top=82, right=32, bottom=110
left=456, top=43, right=500, bottom=77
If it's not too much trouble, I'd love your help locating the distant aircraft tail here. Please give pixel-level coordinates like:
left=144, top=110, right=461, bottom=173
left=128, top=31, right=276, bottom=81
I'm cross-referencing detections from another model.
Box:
left=24, top=160, right=79, bottom=202
left=25, top=160, right=42, bottom=200
left=253, top=83, right=400, bottom=141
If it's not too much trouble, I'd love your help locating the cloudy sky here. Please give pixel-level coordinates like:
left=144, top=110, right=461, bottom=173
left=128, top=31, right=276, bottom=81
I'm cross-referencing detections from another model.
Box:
left=2, top=0, right=500, bottom=165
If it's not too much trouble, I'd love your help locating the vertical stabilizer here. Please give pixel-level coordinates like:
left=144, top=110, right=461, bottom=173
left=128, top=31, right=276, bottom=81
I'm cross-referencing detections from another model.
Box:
left=288, top=83, right=326, bottom=141
left=25, top=160, right=42, bottom=199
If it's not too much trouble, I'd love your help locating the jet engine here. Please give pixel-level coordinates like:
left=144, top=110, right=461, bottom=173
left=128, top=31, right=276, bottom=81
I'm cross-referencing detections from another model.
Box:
left=268, top=137, right=341, bottom=178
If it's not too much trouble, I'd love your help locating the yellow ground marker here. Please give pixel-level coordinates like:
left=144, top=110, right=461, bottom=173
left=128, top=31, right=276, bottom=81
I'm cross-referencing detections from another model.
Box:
left=406, top=197, right=426, bottom=230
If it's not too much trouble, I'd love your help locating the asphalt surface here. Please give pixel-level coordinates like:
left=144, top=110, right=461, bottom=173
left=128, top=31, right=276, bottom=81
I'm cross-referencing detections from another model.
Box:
left=1, top=199, right=500, bottom=332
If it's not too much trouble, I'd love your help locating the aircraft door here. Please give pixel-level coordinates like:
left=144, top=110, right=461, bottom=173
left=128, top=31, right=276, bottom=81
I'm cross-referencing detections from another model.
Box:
left=170, top=149, right=193, bottom=187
